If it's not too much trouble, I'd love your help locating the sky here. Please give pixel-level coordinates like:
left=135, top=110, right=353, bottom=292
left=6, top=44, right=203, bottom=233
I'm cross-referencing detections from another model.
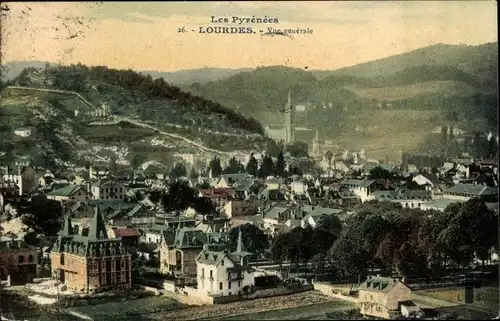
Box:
left=1, top=1, right=497, bottom=72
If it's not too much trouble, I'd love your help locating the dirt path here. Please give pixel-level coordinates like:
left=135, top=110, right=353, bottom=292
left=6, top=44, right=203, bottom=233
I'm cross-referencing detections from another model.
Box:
left=147, top=291, right=336, bottom=320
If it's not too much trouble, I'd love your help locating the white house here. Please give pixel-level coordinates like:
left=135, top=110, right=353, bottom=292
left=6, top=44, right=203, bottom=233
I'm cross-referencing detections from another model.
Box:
left=196, top=229, right=254, bottom=297
left=290, top=180, right=309, bottom=195
left=339, top=179, right=376, bottom=203
left=90, top=180, right=126, bottom=200
left=14, top=127, right=32, bottom=137
left=412, top=173, right=441, bottom=190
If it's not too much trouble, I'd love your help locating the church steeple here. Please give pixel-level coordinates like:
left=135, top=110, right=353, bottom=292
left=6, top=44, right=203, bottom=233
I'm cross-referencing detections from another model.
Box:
left=88, top=205, right=108, bottom=240
left=287, top=89, right=291, bottom=109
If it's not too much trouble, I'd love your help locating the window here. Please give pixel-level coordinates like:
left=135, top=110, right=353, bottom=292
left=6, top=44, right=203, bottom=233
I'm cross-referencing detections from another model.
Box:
left=111, top=273, right=116, bottom=285
left=120, top=272, right=126, bottom=283
left=121, top=259, right=126, bottom=269
left=93, top=261, right=98, bottom=272
left=238, top=280, right=241, bottom=287
left=210, top=270, right=213, bottom=279
left=101, top=260, right=106, bottom=271
left=28, top=254, right=34, bottom=262
left=18, top=255, right=25, bottom=264
left=101, top=274, right=107, bottom=285
left=219, top=282, right=223, bottom=290
left=228, top=281, right=232, bottom=289
left=60, top=254, right=65, bottom=265
left=221, top=260, right=224, bottom=266
left=201, top=268, right=205, bottom=278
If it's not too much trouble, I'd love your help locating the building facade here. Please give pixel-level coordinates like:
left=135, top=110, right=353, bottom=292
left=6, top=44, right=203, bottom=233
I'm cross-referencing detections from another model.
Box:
left=50, top=207, right=132, bottom=293
left=0, top=238, right=38, bottom=285
left=91, top=180, right=126, bottom=200
left=196, top=229, right=254, bottom=297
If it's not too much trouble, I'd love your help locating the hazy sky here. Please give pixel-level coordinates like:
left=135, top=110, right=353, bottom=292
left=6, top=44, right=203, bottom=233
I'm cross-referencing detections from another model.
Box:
left=1, top=1, right=497, bottom=71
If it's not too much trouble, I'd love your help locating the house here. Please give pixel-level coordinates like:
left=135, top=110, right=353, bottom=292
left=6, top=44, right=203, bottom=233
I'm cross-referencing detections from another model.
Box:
left=420, top=198, right=465, bottom=212
left=199, top=188, right=236, bottom=209
left=339, top=179, right=376, bottom=203
left=89, top=165, right=110, bottom=180
left=107, top=204, right=154, bottom=227
left=412, top=172, right=440, bottom=187
left=442, top=183, right=498, bottom=202
left=265, top=178, right=283, bottom=190
left=215, top=174, right=254, bottom=188
left=14, top=127, right=32, bottom=137
left=0, top=238, right=38, bottom=285
left=300, top=206, right=344, bottom=228
left=371, top=189, right=432, bottom=209
left=50, top=207, right=132, bottom=293
left=290, top=180, right=310, bottom=195
left=196, top=229, right=254, bottom=297
left=1, top=165, right=37, bottom=196
left=222, top=197, right=261, bottom=219
left=358, top=276, right=412, bottom=319
left=263, top=205, right=294, bottom=225
left=108, top=227, right=141, bottom=248
left=399, top=300, right=421, bottom=318
left=137, top=242, right=158, bottom=261
left=159, top=227, right=208, bottom=276
left=45, top=185, right=91, bottom=202
left=90, top=180, right=126, bottom=200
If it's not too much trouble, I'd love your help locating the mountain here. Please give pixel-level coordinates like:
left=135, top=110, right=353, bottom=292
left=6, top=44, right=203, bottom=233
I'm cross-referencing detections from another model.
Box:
left=142, top=67, right=253, bottom=87
left=187, top=43, right=497, bottom=160
left=328, top=42, right=498, bottom=90
left=0, top=64, right=272, bottom=169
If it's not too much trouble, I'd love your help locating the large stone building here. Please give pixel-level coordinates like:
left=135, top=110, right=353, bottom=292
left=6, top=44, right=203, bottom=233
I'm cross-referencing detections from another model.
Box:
left=90, top=180, right=126, bottom=200
left=50, top=206, right=132, bottom=293
left=0, top=238, right=38, bottom=285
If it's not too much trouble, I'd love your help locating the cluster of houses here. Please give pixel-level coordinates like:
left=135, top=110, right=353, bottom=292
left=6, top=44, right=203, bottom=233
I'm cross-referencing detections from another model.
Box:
left=0, top=152, right=498, bottom=317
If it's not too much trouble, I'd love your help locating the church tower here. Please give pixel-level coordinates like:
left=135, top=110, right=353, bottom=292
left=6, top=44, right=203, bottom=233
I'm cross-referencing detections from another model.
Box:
left=284, top=89, right=295, bottom=144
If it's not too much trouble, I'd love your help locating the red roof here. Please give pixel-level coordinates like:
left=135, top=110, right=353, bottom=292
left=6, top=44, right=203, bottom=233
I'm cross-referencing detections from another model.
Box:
left=113, top=228, right=141, bottom=238
left=199, top=188, right=235, bottom=199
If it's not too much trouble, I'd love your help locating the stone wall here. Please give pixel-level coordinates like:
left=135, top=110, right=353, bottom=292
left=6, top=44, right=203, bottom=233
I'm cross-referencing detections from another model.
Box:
left=313, top=282, right=360, bottom=304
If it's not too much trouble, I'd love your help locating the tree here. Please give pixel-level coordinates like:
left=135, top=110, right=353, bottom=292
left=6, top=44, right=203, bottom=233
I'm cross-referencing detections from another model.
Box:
left=209, top=156, right=223, bottom=177
left=285, top=141, right=309, bottom=158
left=20, top=196, right=63, bottom=236
left=245, top=153, right=258, bottom=177
left=169, top=162, right=187, bottom=179
left=161, top=180, right=215, bottom=217
left=224, top=156, right=244, bottom=174
left=325, top=150, right=333, bottom=169
left=368, top=166, right=392, bottom=180
left=258, top=154, right=274, bottom=178
left=109, top=154, right=118, bottom=174
left=131, top=154, right=147, bottom=169
left=275, top=152, right=286, bottom=178
left=229, top=224, right=269, bottom=259
left=189, top=167, right=199, bottom=180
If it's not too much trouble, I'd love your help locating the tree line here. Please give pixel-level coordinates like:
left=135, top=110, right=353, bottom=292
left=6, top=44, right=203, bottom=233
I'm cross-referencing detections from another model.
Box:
left=270, top=199, right=498, bottom=282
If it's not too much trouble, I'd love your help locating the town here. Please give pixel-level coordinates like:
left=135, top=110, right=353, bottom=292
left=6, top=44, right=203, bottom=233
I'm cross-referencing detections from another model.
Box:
left=0, top=92, right=498, bottom=320
left=0, top=2, right=498, bottom=320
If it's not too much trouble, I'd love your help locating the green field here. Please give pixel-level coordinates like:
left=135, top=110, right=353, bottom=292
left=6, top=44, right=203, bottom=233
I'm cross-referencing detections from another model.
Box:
left=81, top=123, right=158, bottom=144
left=211, top=301, right=355, bottom=320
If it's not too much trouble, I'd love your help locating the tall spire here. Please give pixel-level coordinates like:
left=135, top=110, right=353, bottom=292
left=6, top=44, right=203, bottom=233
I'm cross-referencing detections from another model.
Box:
left=60, top=214, right=73, bottom=236
left=88, top=205, right=108, bottom=239
left=314, top=128, right=319, bottom=142
left=287, top=89, right=291, bottom=109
